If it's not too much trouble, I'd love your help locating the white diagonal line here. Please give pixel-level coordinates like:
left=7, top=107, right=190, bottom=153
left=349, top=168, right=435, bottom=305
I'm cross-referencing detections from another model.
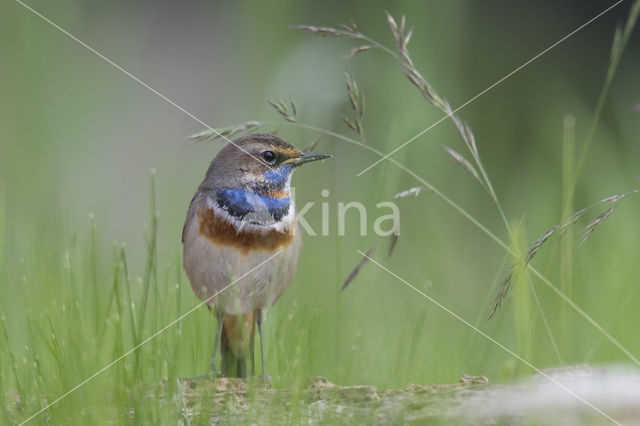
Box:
left=357, top=0, right=625, bottom=176
left=18, top=250, right=282, bottom=425
left=13, top=0, right=270, bottom=168
left=357, top=250, right=621, bottom=425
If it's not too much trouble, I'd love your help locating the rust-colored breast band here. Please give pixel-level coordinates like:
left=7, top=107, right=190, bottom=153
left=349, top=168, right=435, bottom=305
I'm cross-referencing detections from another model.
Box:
left=198, top=208, right=294, bottom=255
left=261, top=189, right=290, bottom=199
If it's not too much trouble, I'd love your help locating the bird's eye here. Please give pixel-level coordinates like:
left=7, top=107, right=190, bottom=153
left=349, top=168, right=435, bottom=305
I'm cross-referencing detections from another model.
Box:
left=261, top=150, right=276, bottom=163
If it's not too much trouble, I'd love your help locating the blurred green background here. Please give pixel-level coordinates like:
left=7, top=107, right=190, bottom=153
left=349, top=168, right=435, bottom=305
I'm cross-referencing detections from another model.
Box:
left=1, top=0, right=639, bottom=423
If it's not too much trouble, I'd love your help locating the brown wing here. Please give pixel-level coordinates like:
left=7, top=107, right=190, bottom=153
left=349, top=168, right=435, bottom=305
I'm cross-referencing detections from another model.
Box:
left=182, top=191, right=201, bottom=243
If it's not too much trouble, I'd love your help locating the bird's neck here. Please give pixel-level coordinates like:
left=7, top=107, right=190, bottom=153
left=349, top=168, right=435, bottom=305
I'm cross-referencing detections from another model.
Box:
left=212, top=184, right=294, bottom=231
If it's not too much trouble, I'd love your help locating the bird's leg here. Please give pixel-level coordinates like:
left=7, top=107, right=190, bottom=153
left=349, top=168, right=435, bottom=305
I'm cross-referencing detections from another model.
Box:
left=256, top=309, right=269, bottom=381
left=211, top=314, right=224, bottom=376
left=250, top=326, right=256, bottom=377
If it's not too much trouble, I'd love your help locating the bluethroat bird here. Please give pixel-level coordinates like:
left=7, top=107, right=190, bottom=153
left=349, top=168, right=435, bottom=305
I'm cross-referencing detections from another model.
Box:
left=182, top=133, right=331, bottom=378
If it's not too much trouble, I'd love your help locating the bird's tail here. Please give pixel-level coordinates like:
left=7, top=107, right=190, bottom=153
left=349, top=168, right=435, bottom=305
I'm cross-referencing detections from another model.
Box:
left=220, top=311, right=256, bottom=377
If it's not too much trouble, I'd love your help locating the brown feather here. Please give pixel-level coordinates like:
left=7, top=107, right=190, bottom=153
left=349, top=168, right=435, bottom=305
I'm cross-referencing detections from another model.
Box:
left=260, top=189, right=291, bottom=198
left=221, top=311, right=256, bottom=357
left=198, top=208, right=295, bottom=255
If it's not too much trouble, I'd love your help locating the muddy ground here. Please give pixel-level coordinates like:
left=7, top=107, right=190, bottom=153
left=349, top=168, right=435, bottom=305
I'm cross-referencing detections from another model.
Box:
left=179, top=366, right=640, bottom=425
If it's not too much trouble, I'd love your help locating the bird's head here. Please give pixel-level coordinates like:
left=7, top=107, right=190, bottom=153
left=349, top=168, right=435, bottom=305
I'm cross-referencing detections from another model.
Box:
left=202, top=133, right=331, bottom=195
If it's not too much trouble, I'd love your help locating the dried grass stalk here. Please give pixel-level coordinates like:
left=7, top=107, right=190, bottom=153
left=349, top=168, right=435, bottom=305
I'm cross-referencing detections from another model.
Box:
left=304, top=134, right=323, bottom=152
left=187, top=121, right=262, bottom=143
left=579, top=206, right=616, bottom=247
left=443, top=146, right=482, bottom=184
left=526, top=226, right=558, bottom=265
left=394, top=187, right=424, bottom=199
left=388, top=227, right=399, bottom=258
left=345, top=45, right=374, bottom=59
left=299, top=13, right=490, bottom=191
left=342, top=72, right=366, bottom=138
left=294, top=23, right=366, bottom=40
left=341, top=244, right=376, bottom=291
left=489, top=189, right=639, bottom=319
left=268, top=99, right=297, bottom=123
left=487, top=264, right=514, bottom=320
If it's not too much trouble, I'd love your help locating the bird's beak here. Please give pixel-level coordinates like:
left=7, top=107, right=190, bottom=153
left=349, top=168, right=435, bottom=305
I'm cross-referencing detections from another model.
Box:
left=288, top=152, right=332, bottom=168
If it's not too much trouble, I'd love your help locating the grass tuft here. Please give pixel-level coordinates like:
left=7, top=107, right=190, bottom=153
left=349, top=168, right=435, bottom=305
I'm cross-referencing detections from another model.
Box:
left=186, top=121, right=263, bottom=143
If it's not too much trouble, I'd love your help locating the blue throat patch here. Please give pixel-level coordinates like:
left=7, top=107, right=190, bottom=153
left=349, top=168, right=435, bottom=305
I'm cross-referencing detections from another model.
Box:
left=216, top=188, right=290, bottom=223
left=262, top=164, right=293, bottom=185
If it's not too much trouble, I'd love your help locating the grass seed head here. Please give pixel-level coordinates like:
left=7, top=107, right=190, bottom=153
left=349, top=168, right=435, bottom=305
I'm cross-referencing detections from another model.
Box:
left=341, top=244, right=376, bottom=292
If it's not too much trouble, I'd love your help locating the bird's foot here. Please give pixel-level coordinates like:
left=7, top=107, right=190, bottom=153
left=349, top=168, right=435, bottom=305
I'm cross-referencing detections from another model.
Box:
left=193, top=370, right=224, bottom=381
left=259, top=374, right=271, bottom=384
left=209, top=369, right=225, bottom=379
